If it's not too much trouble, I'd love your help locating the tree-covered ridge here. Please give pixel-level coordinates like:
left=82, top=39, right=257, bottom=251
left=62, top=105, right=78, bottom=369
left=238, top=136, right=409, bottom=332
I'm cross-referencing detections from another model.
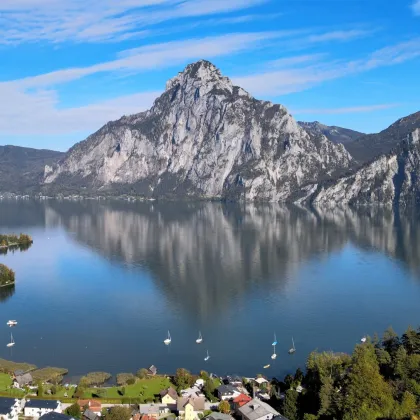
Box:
left=279, top=326, right=420, bottom=420
left=0, top=264, right=15, bottom=286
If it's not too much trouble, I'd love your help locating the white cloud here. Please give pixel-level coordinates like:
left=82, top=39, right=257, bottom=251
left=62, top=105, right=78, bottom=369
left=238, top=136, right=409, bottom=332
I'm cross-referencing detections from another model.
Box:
left=291, top=104, right=400, bottom=115
left=233, top=38, right=420, bottom=96
left=0, top=0, right=268, bottom=44
left=412, top=0, right=420, bottom=15
left=268, top=53, right=327, bottom=68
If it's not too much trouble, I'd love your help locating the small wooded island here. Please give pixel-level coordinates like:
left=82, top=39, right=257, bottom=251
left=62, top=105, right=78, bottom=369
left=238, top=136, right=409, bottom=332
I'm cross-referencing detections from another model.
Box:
left=0, top=263, right=15, bottom=286
left=0, top=233, right=33, bottom=249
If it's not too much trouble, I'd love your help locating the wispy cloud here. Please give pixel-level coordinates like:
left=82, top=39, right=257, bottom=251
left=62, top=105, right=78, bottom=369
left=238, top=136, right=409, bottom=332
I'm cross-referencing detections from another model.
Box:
left=0, top=0, right=269, bottom=44
left=291, top=104, right=400, bottom=115
left=233, top=38, right=420, bottom=96
left=268, top=53, right=327, bottom=68
left=306, top=29, right=374, bottom=43
left=412, top=0, right=420, bottom=15
left=0, top=31, right=277, bottom=137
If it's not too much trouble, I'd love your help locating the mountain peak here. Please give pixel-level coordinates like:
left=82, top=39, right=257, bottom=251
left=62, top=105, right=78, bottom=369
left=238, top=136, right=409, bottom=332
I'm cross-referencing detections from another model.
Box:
left=165, top=59, right=231, bottom=92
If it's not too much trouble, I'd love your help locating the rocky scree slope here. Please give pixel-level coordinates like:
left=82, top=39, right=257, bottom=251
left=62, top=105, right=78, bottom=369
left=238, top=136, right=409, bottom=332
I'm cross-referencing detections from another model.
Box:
left=43, top=60, right=352, bottom=201
left=312, top=127, right=420, bottom=207
left=298, top=121, right=364, bottom=145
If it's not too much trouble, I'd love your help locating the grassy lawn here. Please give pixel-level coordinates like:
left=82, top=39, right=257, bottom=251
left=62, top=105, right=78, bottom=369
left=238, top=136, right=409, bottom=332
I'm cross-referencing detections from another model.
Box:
left=0, top=372, right=25, bottom=397
left=84, top=376, right=171, bottom=400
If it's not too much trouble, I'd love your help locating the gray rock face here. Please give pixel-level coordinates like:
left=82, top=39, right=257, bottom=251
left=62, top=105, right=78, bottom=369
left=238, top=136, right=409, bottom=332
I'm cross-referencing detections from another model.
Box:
left=44, top=60, right=352, bottom=201
left=313, top=128, right=420, bottom=207
left=297, top=121, right=364, bottom=145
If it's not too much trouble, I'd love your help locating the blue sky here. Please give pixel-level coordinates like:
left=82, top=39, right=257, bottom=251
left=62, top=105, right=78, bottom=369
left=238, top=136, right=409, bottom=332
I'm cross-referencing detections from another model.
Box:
left=0, top=0, right=419, bottom=151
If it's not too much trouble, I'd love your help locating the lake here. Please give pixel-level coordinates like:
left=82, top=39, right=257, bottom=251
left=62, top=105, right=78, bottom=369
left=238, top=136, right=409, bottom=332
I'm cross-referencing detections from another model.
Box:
left=0, top=199, right=420, bottom=381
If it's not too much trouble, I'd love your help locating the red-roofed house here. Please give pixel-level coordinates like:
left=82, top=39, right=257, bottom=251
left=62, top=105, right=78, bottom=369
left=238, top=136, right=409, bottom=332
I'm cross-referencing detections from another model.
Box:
left=233, top=394, right=252, bottom=409
left=77, top=399, right=101, bottom=415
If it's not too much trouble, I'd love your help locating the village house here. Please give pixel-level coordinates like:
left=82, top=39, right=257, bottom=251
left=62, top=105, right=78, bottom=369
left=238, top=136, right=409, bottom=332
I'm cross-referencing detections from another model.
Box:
left=160, top=387, right=178, bottom=407
left=24, top=399, right=62, bottom=418
left=0, top=397, right=23, bottom=420
left=83, top=408, right=100, bottom=420
left=139, top=403, right=170, bottom=419
left=217, top=384, right=241, bottom=401
left=13, top=372, right=33, bottom=388
left=177, top=396, right=205, bottom=420
left=205, top=413, right=235, bottom=420
left=148, top=365, right=157, bottom=376
left=40, top=413, right=76, bottom=419
left=180, top=385, right=204, bottom=398
left=77, top=399, right=102, bottom=415
left=237, top=398, right=285, bottom=420
left=233, top=393, right=252, bottom=409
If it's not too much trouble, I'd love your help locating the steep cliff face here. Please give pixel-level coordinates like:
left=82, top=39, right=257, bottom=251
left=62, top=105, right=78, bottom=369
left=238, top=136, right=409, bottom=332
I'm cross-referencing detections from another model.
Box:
left=297, top=121, right=364, bottom=145
left=44, top=60, right=352, bottom=201
left=313, top=128, right=420, bottom=207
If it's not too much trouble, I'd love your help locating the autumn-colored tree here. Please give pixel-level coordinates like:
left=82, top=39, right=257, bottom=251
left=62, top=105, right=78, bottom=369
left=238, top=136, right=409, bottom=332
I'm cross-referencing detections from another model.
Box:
left=218, top=400, right=231, bottom=414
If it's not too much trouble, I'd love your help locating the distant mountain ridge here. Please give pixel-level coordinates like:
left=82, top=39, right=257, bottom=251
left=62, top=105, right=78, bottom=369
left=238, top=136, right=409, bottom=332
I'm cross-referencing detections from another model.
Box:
left=297, top=121, right=364, bottom=145
left=0, top=145, right=64, bottom=194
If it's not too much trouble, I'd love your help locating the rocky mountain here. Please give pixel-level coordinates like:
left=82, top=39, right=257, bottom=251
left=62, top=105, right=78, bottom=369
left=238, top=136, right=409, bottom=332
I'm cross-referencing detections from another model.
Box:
left=297, top=121, right=364, bottom=145
left=43, top=60, right=352, bottom=201
left=312, top=127, right=420, bottom=207
left=0, top=145, right=63, bottom=194
left=344, top=111, right=420, bottom=164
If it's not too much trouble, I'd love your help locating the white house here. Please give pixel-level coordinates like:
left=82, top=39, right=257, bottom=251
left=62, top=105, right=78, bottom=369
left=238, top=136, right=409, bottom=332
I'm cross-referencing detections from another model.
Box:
left=0, top=397, right=24, bottom=420
left=217, top=385, right=241, bottom=401
left=24, top=400, right=61, bottom=418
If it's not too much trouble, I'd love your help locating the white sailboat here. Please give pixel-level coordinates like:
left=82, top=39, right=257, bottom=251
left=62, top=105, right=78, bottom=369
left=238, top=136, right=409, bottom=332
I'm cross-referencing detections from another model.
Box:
left=6, top=320, right=17, bottom=327
left=271, top=344, right=277, bottom=360
left=288, top=337, right=296, bottom=354
left=263, top=364, right=270, bottom=369
left=164, top=331, right=171, bottom=345
left=196, top=331, right=203, bottom=344
left=7, top=333, right=15, bottom=347
left=204, top=350, right=210, bottom=361
left=360, top=336, right=367, bottom=343
left=272, top=333, right=277, bottom=346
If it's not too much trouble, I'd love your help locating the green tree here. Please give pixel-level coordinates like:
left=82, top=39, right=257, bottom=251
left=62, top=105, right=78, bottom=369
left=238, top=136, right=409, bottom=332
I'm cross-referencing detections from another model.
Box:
left=283, top=389, right=299, bottom=420
left=342, top=343, right=395, bottom=420
left=174, top=368, right=194, bottom=390
left=392, top=391, right=417, bottom=419
left=104, top=406, right=132, bottom=420
left=218, top=400, right=231, bottom=414
left=382, top=326, right=400, bottom=356
left=203, top=378, right=216, bottom=401
left=66, top=403, right=81, bottom=418
left=200, top=370, right=209, bottom=381
left=37, top=380, right=43, bottom=397
left=136, top=368, right=148, bottom=379
left=50, top=385, right=57, bottom=395
left=402, top=326, right=420, bottom=355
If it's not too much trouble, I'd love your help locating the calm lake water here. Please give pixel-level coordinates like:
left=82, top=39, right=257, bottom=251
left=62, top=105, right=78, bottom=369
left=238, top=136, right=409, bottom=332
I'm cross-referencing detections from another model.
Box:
left=0, top=199, right=420, bottom=381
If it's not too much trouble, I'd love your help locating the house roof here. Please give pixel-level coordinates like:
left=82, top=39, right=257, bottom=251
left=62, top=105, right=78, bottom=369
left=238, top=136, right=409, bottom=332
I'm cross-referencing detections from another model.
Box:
left=139, top=404, right=160, bottom=414
left=254, top=378, right=268, bottom=385
left=177, top=396, right=205, bottom=411
left=141, top=415, right=154, bottom=420
left=83, top=409, right=100, bottom=420
left=25, top=399, right=60, bottom=409
left=238, top=398, right=280, bottom=420
left=14, top=369, right=24, bottom=376
left=160, top=387, right=178, bottom=400
left=15, top=373, right=33, bottom=385
left=206, top=413, right=234, bottom=420
left=0, top=397, right=17, bottom=415
left=77, top=399, right=101, bottom=410
left=40, top=413, right=75, bottom=420
left=148, top=365, right=157, bottom=374
left=227, top=375, right=242, bottom=383
left=233, top=394, right=252, bottom=405
left=217, top=384, right=239, bottom=395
